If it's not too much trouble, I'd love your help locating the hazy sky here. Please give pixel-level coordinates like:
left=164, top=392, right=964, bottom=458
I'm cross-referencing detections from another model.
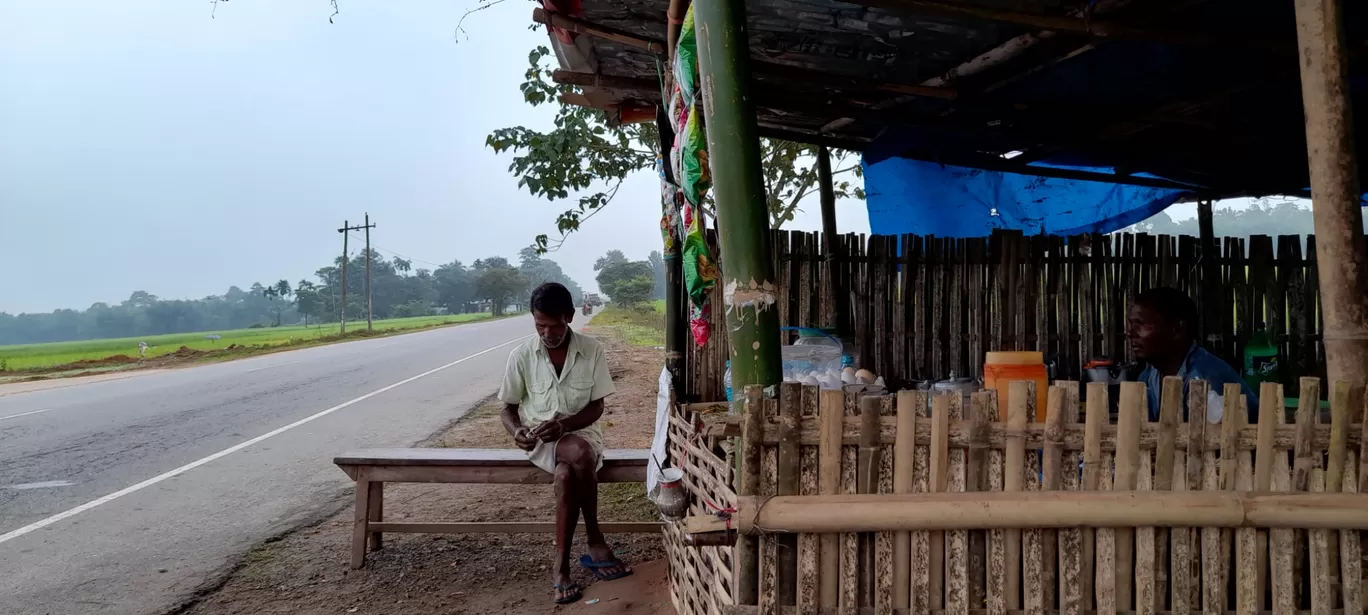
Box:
left=0, top=0, right=870, bottom=315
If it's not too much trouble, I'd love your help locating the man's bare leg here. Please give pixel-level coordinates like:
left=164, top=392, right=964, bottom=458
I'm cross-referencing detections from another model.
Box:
left=552, top=461, right=581, bottom=602
left=557, top=435, right=631, bottom=579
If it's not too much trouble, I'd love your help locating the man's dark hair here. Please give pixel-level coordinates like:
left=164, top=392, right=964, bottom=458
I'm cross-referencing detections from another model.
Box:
left=530, top=282, right=575, bottom=317
left=1135, top=287, right=1198, bottom=338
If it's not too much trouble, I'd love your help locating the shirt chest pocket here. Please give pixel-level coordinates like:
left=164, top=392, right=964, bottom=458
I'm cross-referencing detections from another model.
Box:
left=562, top=375, right=595, bottom=413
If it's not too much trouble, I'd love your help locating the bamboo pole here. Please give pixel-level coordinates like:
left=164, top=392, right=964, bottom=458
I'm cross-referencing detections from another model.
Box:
left=1005, top=382, right=1030, bottom=612
left=682, top=491, right=1368, bottom=535
left=778, top=383, right=802, bottom=606
left=893, top=391, right=919, bottom=610
left=819, top=390, right=843, bottom=608
left=1292, top=0, right=1368, bottom=387
left=1115, top=383, right=1144, bottom=613
left=738, top=385, right=764, bottom=605
left=1082, top=383, right=1107, bottom=613
left=694, top=0, right=782, bottom=395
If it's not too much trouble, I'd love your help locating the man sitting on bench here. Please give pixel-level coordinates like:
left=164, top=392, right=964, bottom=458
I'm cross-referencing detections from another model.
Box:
left=499, top=282, right=633, bottom=604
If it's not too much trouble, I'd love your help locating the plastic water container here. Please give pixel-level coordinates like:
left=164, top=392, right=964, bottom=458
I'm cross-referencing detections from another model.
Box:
left=984, top=351, right=1048, bottom=419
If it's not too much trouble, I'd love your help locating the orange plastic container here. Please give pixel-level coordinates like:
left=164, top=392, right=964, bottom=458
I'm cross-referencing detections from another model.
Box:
left=984, top=351, right=1048, bottom=419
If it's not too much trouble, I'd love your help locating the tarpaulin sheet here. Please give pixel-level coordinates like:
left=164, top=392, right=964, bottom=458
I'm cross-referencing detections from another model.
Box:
left=863, top=156, right=1191, bottom=238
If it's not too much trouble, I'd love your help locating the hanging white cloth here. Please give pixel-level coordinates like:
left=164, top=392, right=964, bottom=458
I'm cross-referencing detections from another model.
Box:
left=647, top=366, right=672, bottom=494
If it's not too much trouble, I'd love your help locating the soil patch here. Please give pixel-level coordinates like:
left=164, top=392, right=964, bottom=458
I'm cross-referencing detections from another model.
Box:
left=180, top=330, right=670, bottom=615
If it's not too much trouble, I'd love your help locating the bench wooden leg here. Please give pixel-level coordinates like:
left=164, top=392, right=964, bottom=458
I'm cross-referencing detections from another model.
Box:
left=351, top=468, right=372, bottom=569
left=367, top=481, right=384, bottom=552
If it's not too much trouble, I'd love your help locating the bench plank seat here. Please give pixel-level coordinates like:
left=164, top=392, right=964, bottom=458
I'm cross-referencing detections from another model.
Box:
left=334, top=447, right=657, bottom=568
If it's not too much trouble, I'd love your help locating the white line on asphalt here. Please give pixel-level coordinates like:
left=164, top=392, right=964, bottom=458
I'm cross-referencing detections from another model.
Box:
left=0, top=408, right=53, bottom=422
left=0, top=335, right=530, bottom=546
left=246, top=361, right=301, bottom=373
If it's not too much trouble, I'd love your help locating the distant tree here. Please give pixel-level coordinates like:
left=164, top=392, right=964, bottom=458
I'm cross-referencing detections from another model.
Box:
left=595, top=254, right=654, bottom=308
left=594, top=250, right=628, bottom=271
left=294, top=280, right=325, bottom=326
left=392, top=256, right=412, bottom=275
left=434, top=260, right=475, bottom=314
left=477, top=265, right=527, bottom=316
left=648, top=250, right=666, bottom=300
left=611, top=275, right=655, bottom=309
left=262, top=281, right=293, bottom=327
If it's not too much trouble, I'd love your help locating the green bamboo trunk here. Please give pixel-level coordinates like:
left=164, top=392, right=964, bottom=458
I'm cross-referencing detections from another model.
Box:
left=694, top=0, right=782, bottom=400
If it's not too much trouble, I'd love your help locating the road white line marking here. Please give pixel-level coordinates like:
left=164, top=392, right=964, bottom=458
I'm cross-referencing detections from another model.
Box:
left=0, top=408, right=53, bottom=422
left=0, top=335, right=530, bottom=546
left=246, top=361, right=301, bottom=373
left=3, top=480, right=75, bottom=490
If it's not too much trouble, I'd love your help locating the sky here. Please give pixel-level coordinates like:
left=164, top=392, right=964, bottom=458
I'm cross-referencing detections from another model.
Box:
left=0, top=0, right=871, bottom=315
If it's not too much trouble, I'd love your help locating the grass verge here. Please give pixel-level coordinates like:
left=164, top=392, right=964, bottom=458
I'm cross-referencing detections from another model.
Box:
left=0, top=312, right=514, bottom=378
left=586, top=303, right=665, bottom=348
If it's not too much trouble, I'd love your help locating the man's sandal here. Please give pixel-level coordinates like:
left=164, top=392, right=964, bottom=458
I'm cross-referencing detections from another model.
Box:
left=553, top=582, right=582, bottom=604
left=578, top=554, right=633, bottom=582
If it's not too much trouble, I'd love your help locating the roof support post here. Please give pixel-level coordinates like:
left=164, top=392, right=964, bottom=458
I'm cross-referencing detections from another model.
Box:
left=695, top=0, right=782, bottom=403
left=1197, top=199, right=1219, bottom=350
left=696, top=0, right=777, bottom=604
left=1293, top=0, right=1368, bottom=385
left=817, top=145, right=849, bottom=338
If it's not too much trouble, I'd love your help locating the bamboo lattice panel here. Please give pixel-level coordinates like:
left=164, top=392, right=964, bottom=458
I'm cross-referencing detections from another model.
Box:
left=682, top=377, right=1368, bottom=615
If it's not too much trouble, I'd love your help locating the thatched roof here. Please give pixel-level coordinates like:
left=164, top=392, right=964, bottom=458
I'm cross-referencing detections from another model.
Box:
left=534, top=0, right=1368, bottom=197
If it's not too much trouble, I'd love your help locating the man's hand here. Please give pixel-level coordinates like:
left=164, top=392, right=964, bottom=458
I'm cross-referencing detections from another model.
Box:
left=531, top=418, right=565, bottom=443
left=512, top=427, right=538, bottom=452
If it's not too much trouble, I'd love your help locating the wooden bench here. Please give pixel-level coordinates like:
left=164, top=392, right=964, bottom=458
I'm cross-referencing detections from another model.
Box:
left=334, top=448, right=659, bottom=568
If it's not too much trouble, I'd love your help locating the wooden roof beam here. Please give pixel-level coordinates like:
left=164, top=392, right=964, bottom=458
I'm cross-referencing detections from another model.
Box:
left=551, top=70, right=661, bottom=94
left=839, top=0, right=1292, bottom=50
left=532, top=8, right=667, bottom=55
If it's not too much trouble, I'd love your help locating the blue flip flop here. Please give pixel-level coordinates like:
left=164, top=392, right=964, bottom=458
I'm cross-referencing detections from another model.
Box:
left=553, top=582, right=582, bottom=604
left=578, top=554, right=633, bottom=581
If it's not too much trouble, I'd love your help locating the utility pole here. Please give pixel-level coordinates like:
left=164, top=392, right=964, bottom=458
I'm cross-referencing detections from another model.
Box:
left=365, top=213, right=375, bottom=332
left=339, top=220, right=349, bottom=334
left=338, top=217, right=377, bottom=334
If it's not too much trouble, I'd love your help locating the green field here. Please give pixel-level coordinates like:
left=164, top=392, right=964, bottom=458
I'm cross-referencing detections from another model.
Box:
left=588, top=302, right=666, bottom=347
left=0, top=313, right=500, bottom=371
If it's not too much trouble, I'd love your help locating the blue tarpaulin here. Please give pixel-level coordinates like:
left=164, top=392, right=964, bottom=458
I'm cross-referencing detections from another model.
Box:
left=863, top=157, right=1192, bottom=238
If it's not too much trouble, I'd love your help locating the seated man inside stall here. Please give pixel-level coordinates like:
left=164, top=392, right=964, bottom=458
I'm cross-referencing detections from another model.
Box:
left=499, top=282, right=632, bottom=604
left=1128, top=287, right=1257, bottom=423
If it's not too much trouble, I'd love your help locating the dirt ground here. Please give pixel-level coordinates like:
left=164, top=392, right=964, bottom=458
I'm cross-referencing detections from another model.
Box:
left=178, top=328, right=672, bottom=615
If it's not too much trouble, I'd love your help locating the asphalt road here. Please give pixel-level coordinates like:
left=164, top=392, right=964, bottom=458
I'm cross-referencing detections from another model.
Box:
left=0, top=315, right=539, bottom=615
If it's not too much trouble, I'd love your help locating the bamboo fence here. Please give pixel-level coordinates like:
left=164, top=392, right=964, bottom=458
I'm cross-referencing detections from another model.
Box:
left=666, top=377, right=1368, bottom=615
left=686, top=230, right=1344, bottom=401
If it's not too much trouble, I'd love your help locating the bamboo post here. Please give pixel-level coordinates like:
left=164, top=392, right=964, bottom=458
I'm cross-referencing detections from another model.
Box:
left=876, top=395, right=895, bottom=615
left=1156, top=376, right=1182, bottom=613
left=739, top=385, right=764, bottom=606
left=694, top=0, right=782, bottom=396
left=893, top=391, right=918, bottom=611
left=914, top=390, right=934, bottom=614
left=816, top=145, right=847, bottom=339
left=1292, top=0, right=1368, bottom=387
left=1203, top=382, right=1226, bottom=615
left=1325, top=381, right=1352, bottom=605
left=1235, top=390, right=1259, bottom=615
left=1267, top=382, right=1296, bottom=615
left=947, top=394, right=970, bottom=615
left=841, top=394, right=859, bottom=609
left=761, top=395, right=779, bottom=615
left=1115, top=382, right=1144, bottom=613
left=1311, top=468, right=1333, bottom=615
left=968, top=390, right=993, bottom=609
left=1059, top=382, right=1084, bottom=615
left=799, top=386, right=821, bottom=612
left=1005, top=382, right=1030, bottom=613
left=858, top=396, right=881, bottom=607
left=986, top=390, right=1007, bottom=615
left=1186, top=379, right=1209, bottom=614
left=931, top=394, right=951, bottom=612
left=818, top=390, right=843, bottom=607
left=1083, top=383, right=1107, bottom=613
left=777, top=383, right=802, bottom=607
left=1339, top=383, right=1363, bottom=614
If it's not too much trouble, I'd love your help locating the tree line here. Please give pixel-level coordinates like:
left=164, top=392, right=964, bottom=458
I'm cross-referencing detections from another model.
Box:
left=0, top=247, right=584, bottom=345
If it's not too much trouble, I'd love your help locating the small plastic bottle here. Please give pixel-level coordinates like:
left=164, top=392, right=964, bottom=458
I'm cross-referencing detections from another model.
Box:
left=723, top=360, right=732, bottom=402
